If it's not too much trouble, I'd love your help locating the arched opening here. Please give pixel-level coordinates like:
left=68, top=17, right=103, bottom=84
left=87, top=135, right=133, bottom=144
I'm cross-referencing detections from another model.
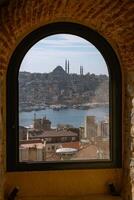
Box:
left=6, top=22, right=122, bottom=171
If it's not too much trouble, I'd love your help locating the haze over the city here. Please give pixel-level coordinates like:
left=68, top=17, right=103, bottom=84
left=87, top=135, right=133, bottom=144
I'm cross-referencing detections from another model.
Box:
left=20, top=34, right=108, bottom=75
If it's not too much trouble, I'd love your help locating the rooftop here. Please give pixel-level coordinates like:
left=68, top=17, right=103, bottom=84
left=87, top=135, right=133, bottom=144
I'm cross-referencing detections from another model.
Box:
left=29, top=129, right=78, bottom=138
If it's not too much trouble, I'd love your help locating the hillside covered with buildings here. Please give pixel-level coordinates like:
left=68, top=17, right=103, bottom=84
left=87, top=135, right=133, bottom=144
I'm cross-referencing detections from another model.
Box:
left=19, top=64, right=109, bottom=111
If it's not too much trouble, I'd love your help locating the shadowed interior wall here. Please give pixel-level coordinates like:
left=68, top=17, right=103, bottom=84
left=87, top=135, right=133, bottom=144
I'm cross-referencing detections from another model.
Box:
left=0, top=0, right=134, bottom=200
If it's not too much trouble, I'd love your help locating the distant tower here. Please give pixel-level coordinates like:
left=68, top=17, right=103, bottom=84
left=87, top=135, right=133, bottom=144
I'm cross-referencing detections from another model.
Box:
left=84, top=116, right=97, bottom=139
left=34, top=112, right=36, bottom=128
left=65, top=59, right=67, bottom=73
left=67, top=60, right=69, bottom=74
left=80, top=66, right=83, bottom=75
left=34, top=112, right=36, bottom=120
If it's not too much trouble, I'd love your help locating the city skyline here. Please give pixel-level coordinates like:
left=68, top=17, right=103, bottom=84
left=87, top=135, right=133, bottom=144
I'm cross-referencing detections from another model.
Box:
left=20, top=34, right=109, bottom=75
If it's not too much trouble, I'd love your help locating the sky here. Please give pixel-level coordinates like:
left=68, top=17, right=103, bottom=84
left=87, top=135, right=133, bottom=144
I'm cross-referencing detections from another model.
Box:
left=20, top=34, right=108, bottom=75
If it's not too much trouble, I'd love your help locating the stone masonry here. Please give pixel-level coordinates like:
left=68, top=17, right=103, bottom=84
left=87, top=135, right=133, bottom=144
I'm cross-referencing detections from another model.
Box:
left=0, top=0, right=134, bottom=199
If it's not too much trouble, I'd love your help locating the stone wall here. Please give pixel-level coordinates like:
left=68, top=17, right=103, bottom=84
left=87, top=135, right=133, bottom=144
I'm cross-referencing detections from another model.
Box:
left=0, top=0, right=134, bottom=199
left=127, top=71, right=134, bottom=200
left=0, top=70, right=6, bottom=200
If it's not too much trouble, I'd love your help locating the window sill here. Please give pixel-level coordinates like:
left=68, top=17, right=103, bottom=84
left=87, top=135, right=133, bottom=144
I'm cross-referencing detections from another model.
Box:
left=17, top=194, right=122, bottom=200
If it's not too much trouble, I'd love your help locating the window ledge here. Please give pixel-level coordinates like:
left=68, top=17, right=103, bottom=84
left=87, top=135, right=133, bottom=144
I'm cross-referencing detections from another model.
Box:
left=17, top=194, right=122, bottom=200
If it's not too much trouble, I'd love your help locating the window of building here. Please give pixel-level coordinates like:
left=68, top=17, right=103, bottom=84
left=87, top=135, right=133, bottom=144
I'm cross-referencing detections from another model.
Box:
left=6, top=22, right=122, bottom=171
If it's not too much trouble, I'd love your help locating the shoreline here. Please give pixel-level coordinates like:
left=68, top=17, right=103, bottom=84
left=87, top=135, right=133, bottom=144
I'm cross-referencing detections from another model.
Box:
left=19, top=102, right=109, bottom=113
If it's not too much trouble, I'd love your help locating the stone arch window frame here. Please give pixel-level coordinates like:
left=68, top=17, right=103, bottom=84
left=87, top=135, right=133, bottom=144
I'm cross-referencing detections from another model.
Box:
left=6, top=22, right=122, bottom=171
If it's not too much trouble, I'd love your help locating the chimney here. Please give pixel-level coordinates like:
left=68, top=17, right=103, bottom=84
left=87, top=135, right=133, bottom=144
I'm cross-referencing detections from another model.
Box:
left=26, top=130, right=29, bottom=140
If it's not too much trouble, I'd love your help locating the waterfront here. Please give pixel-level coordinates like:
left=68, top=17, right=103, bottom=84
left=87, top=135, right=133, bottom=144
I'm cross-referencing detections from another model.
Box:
left=19, top=106, right=109, bottom=128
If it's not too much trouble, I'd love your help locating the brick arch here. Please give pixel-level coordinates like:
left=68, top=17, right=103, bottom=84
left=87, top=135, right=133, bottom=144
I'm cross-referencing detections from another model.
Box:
left=0, top=0, right=134, bottom=199
left=0, top=0, right=133, bottom=71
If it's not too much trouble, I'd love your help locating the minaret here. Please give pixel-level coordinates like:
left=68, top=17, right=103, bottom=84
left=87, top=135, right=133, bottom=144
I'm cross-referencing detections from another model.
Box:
left=65, top=59, right=67, bottom=73
left=80, top=66, right=83, bottom=75
left=67, top=60, right=69, bottom=74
